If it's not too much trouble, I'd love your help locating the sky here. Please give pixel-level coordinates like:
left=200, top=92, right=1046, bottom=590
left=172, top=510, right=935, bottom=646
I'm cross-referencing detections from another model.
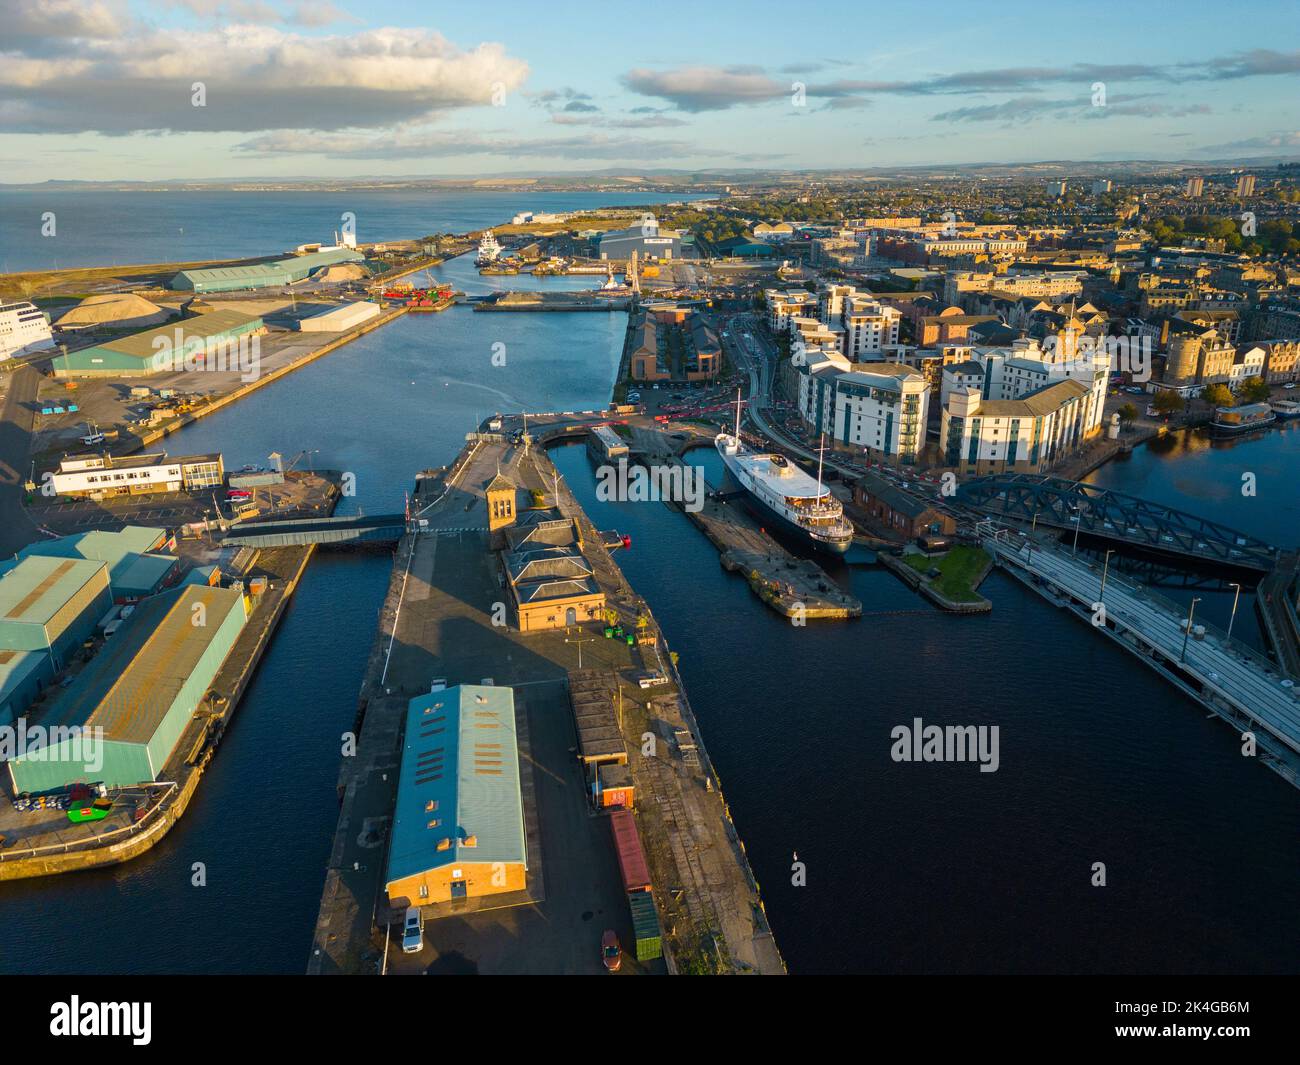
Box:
left=1, top=0, right=1298, bottom=183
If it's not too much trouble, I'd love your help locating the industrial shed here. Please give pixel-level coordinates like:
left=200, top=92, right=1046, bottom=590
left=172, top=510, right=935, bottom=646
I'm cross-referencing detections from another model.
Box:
left=296, top=300, right=381, bottom=332
left=172, top=248, right=365, bottom=293
left=0, top=650, right=49, bottom=728
left=6, top=585, right=247, bottom=792
left=0, top=556, right=112, bottom=668
left=385, top=685, right=528, bottom=907
left=51, top=310, right=264, bottom=378
left=17, top=526, right=177, bottom=602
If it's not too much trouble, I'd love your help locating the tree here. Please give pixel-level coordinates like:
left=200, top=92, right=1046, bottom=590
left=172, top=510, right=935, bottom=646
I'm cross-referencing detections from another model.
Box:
left=1238, top=376, right=1271, bottom=403
left=1202, top=384, right=1235, bottom=408
left=1152, top=390, right=1186, bottom=415
left=1118, top=402, right=1139, bottom=423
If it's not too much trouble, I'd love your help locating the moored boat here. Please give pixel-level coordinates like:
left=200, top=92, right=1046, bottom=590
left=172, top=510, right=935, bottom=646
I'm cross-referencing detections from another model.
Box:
left=715, top=393, right=853, bottom=555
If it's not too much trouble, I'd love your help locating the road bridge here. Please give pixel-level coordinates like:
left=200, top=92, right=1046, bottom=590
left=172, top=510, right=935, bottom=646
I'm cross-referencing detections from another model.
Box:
left=980, top=525, right=1300, bottom=787
left=223, top=513, right=406, bottom=548
left=956, top=474, right=1280, bottom=572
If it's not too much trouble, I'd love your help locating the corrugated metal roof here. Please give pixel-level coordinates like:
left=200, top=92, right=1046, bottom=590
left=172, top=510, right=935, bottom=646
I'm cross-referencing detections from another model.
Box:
left=40, top=585, right=245, bottom=744
left=0, top=649, right=46, bottom=702
left=19, top=526, right=170, bottom=591
left=174, top=248, right=364, bottom=289
left=387, top=685, right=527, bottom=886
left=0, top=556, right=107, bottom=627
left=88, top=310, right=262, bottom=361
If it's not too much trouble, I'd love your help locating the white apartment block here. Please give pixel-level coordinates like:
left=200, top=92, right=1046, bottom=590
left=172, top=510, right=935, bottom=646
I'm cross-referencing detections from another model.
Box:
left=796, top=351, right=929, bottom=462
left=814, top=285, right=901, bottom=359
left=939, top=337, right=1110, bottom=440
left=764, top=288, right=818, bottom=335
left=842, top=296, right=902, bottom=358
left=942, top=380, right=1093, bottom=473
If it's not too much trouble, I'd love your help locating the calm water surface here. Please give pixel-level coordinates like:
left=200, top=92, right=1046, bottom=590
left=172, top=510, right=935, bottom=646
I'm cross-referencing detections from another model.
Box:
left=1, top=285, right=1296, bottom=974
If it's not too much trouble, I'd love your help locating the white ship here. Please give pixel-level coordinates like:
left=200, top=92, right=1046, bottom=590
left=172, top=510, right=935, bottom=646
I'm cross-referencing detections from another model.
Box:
left=0, top=300, right=56, bottom=362
left=475, top=230, right=502, bottom=265
left=715, top=395, right=854, bottom=554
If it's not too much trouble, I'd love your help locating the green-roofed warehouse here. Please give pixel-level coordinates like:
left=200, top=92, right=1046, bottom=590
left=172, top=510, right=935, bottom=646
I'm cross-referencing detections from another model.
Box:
left=0, top=556, right=112, bottom=667
left=385, top=684, right=528, bottom=907
left=6, top=584, right=247, bottom=792
left=18, top=526, right=178, bottom=602
left=1, top=649, right=49, bottom=728
left=51, top=310, right=264, bottom=378
left=172, top=248, right=365, bottom=294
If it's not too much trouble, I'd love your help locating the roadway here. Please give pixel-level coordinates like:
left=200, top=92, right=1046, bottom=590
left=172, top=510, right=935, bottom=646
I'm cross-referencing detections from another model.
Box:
left=986, top=532, right=1300, bottom=758
left=0, top=361, right=45, bottom=556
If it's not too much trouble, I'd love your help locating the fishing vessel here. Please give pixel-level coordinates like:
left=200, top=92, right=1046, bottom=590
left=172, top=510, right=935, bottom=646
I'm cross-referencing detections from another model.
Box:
left=475, top=230, right=502, bottom=266
left=1211, top=402, right=1275, bottom=435
left=715, top=393, right=854, bottom=554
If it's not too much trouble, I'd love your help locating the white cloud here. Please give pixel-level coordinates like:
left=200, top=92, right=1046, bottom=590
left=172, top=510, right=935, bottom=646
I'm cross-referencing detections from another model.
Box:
left=0, top=20, right=529, bottom=133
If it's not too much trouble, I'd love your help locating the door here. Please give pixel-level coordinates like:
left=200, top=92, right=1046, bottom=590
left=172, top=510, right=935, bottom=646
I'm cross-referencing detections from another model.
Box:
left=450, top=879, right=468, bottom=900
left=565, top=607, right=577, bottom=626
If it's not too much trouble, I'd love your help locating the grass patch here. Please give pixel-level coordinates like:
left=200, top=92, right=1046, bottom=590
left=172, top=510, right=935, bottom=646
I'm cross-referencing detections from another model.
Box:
left=904, top=545, right=989, bottom=603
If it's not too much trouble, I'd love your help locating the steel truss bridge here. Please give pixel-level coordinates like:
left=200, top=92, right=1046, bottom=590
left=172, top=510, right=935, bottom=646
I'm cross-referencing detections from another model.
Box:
left=954, top=474, right=1280, bottom=572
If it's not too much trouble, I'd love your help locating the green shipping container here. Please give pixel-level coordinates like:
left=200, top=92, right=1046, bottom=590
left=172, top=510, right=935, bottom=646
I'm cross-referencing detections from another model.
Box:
left=627, top=889, right=662, bottom=961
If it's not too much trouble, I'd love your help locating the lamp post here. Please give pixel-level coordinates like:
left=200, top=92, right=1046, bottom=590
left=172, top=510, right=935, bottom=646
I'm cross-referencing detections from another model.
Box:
left=1071, top=514, right=1082, bottom=557
left=1099, top=549, right=1114, bottom=603
left=1180, top=596, right=1202, bottom=663
left=1226, top=582, right=1242, bottom=644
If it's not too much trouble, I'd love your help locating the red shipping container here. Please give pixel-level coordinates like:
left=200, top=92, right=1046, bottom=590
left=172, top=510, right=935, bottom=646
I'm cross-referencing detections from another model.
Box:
left=609, top=808, right=651, bottom=892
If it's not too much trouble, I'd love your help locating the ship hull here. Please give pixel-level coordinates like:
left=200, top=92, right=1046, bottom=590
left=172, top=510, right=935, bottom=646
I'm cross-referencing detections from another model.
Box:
left=718, top=445, right=852, bottom=555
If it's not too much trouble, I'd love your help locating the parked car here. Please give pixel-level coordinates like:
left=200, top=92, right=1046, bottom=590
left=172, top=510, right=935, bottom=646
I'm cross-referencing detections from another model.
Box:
left=401, top=907, right=423, bottom=954
left=601, top=929, right=622, bottom=972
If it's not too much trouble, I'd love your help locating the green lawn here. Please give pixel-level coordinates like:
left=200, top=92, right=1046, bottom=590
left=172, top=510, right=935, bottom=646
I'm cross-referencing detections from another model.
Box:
left=904, top=545, right=990, bottom=603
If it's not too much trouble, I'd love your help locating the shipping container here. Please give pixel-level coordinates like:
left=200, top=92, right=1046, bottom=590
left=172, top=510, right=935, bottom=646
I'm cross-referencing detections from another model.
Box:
left=609, top=808, right=651, bottom=893
left=627, top=889, right=663, bottom=961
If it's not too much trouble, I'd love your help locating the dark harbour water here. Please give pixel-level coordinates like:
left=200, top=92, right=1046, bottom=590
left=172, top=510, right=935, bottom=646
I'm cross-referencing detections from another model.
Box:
left=1, top=274, right=1297, bottom=973
left=0, top=188, right=703, bottom=273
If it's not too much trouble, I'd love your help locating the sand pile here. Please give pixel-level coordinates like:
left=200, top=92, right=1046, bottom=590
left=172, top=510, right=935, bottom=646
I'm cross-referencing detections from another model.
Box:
left=57, top=293, right=174, bottom=331
left=314, top=263, right=370, bottom=283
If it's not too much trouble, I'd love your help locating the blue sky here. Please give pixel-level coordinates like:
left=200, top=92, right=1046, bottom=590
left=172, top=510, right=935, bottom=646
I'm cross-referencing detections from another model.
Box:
left=1, top=0, right=1298, bottom=182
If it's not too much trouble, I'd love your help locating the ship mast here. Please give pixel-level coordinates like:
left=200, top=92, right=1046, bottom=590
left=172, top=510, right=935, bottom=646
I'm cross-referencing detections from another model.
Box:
left=815, top=433, right=825, bottom=497
left=733, top=387, right=742, bottom=440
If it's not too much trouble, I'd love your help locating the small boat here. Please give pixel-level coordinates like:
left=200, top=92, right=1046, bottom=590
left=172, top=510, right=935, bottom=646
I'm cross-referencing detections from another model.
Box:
left=1268, top=399, right=1300, bottom=421
left=1211, top=402, right=1275, bottom=435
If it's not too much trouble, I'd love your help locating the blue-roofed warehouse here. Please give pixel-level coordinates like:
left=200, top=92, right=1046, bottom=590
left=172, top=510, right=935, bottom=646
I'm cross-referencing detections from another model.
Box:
left=385, top=684, right=528, bottom=907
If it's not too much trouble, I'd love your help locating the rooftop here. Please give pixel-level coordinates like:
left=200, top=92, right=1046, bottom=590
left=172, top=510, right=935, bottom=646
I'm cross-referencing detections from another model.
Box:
left=81, top=310, right=262, bottom=362
left=387, top=684, right=527, bottom=885
left=0, top=556, right=107, bottom=628
left=39, top=585, right=245, bottom=744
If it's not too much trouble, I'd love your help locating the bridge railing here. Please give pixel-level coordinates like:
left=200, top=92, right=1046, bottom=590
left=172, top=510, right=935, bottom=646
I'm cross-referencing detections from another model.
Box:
left=982, top=525, right=1294, bottom=681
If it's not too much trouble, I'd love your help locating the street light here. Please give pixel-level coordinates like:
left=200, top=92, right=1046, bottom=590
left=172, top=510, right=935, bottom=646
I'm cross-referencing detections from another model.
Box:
left=1099, top=549, right=1114, bottom=602
left=1071, top=514, right=1082, bottom=557
left=1226, top=582, right=1242, bottom=643
left=1180, top=596, right=1202, bottom=663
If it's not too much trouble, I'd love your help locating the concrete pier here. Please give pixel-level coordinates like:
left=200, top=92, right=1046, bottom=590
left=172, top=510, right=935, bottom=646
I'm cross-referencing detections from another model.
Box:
left=308, top=433, right=784, bottom=975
